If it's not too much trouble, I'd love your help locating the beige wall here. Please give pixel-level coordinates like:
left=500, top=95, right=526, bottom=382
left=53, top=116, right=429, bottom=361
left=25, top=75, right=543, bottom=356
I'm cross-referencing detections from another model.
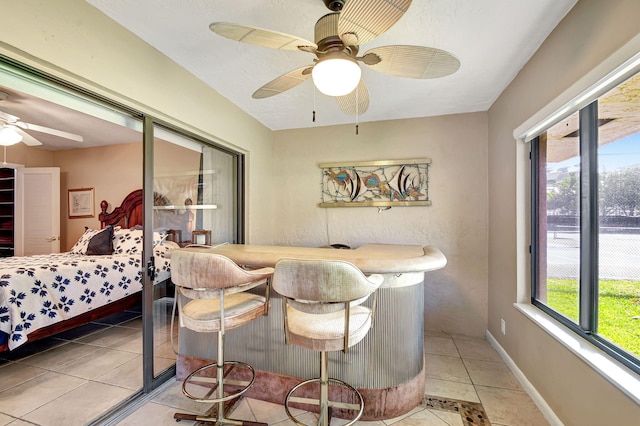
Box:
left=273, top=113, right=489, bottom=336
left=3, top=143, right=139, bottom=251
left=4, top=0, right=640, bottom=423
left=488, top=0, right=640, bottom=423
left=53, top=140, right=205, bottom=251
left=52, top=143, right=142, bottom=250
left=0, top=0, right=275, bottom=245
left=2, top=144, right=54, bottom=167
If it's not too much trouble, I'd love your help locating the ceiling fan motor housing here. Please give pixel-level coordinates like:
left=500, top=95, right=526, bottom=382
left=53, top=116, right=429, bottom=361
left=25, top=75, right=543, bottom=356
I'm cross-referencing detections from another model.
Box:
left=315, top=13, right=344, bottom=51
left=322, top=0, right=344, bottom=11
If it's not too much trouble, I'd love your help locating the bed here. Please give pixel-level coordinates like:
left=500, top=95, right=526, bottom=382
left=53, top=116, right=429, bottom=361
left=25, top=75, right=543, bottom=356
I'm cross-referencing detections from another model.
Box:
left=0, top=189, right=179, bottom=352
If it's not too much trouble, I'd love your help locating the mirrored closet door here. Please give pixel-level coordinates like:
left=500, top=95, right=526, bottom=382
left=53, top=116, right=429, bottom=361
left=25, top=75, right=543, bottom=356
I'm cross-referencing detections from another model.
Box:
left=148, top=124, right=242, bottom=383
left=0, top=57, right=244, bottom=423
left=0, top=59, right=152, bottom=424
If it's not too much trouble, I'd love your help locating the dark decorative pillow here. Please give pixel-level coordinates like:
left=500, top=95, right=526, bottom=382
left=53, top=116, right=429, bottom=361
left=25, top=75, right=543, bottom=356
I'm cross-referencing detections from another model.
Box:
left=86, top=225, right=114, bottom=255
left=70, top=227, right=100, bottom=254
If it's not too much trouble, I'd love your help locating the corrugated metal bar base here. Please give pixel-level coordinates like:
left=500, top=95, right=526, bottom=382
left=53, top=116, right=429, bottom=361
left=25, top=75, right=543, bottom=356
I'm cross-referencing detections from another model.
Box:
left=176, top=281, right=426, bottom=420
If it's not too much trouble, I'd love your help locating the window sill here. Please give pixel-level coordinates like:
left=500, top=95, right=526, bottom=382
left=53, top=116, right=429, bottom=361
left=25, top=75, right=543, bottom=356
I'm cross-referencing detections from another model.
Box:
left=514, top=303, right=640, bottom=406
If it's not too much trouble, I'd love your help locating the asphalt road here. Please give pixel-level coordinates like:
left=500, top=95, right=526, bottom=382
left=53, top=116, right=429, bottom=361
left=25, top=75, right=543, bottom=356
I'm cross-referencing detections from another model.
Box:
left=547, top=232, right=640, bottom=280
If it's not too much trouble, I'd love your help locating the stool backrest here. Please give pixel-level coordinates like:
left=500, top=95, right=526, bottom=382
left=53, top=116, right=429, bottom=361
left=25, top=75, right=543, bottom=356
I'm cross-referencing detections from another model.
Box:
left=272, top=258, right=383, bottom=314
left=171, top=250, right=274, bottom=290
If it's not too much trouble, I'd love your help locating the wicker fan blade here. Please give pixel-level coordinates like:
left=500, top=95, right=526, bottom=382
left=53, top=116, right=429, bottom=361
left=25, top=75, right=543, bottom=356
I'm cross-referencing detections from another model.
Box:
left=252, top=66, right=314, bottom=99
left=338, top=0, right=412, bottom=46
left=364, top=45, right=460, bottom=79
left=336, top=79, right=369, bottom=115
left=210, top=22, right=317, bottom=51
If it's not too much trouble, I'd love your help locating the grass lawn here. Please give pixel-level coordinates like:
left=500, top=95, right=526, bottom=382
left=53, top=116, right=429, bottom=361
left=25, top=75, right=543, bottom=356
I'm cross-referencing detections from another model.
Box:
left=546, top=278, right=640, bottom=357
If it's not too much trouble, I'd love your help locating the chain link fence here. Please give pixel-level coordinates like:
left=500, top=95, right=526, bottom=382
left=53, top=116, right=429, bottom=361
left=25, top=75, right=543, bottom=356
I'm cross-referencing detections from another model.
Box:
left=547, top=227, right=640, bottom=280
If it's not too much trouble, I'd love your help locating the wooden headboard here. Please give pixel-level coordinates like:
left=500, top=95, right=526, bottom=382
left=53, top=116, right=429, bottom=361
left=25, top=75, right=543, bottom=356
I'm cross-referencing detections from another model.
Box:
left=99, top=189, right=143, bottom=229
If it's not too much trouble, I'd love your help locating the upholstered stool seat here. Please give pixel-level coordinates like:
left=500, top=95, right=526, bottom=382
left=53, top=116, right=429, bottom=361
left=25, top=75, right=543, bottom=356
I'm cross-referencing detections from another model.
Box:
left=171, top=250, right=274, bottom=425
left=286, top=304, right=374, bottom=352
left=272, top=258, right=384, bottom=426
left=180, top=292, right=267, bottom=332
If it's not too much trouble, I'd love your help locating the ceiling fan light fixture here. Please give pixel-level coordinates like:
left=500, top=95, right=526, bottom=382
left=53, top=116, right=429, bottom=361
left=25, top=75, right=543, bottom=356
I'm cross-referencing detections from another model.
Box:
left=0, top=126, right=23, bottom=146
left=312, top=53, right=361, bottom=97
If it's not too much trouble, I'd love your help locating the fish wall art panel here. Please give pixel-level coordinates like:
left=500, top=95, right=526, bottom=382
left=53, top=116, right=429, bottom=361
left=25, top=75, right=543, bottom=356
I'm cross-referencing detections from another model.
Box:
left=319, top=159, right=431, bottom=207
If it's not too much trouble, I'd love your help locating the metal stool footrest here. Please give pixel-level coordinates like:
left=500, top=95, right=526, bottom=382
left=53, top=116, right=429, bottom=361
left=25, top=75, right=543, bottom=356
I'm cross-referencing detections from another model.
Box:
left=182, top=360, right=256, bottom=404
left=284, top=377, right=364, bottom=426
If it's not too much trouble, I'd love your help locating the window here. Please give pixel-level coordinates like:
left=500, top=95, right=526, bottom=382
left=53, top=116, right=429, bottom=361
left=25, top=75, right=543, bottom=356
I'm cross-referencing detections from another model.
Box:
left=532, top=71, right=640, bottom=374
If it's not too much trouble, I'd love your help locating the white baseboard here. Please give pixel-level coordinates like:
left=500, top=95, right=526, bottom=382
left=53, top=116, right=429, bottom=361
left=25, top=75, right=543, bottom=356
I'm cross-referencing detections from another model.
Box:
left=485, top=330, right=564, bottom=426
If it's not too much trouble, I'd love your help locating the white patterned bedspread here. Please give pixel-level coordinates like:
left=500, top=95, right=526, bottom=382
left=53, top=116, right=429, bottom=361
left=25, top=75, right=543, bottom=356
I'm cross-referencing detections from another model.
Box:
left=0, top=242, right=178, bottom=350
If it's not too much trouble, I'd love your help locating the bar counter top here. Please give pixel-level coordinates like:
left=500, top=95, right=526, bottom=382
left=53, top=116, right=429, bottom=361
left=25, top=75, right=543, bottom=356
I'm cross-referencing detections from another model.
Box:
left=173, top=243, right=447, bottom=274
left=173, top=242, right=447, bottom=420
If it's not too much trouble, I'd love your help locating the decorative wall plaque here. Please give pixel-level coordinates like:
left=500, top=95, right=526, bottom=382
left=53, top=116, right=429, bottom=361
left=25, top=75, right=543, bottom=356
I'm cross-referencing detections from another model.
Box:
left=320, top=159, right=431, bottom=207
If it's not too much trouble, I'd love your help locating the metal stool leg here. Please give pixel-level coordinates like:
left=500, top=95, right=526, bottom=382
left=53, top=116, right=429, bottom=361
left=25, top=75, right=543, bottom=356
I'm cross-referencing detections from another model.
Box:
left=175, top=291, right=267, bottom=426
left=283, top=351, right=364, bottom=426
left=319, top=351, right=329, bottom=426
left=215, top=318, right=225, bottom=424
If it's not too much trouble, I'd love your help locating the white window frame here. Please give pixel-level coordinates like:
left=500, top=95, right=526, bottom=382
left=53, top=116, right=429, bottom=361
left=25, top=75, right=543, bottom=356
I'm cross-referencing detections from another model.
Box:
left=513, top=33, right=640, bottom=405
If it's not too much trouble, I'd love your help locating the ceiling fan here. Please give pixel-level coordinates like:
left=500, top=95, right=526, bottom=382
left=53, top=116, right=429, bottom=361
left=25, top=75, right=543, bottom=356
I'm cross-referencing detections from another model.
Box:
left=0, top=90, right=84, bottom=147
left=209, top=0, right=461, bottom=117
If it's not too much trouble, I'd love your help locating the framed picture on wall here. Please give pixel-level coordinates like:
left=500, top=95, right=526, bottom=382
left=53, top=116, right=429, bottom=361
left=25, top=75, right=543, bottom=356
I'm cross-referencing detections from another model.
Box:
left=68, top=188, right=95, bottom=218
left=319, top=159, right=431, bottom=208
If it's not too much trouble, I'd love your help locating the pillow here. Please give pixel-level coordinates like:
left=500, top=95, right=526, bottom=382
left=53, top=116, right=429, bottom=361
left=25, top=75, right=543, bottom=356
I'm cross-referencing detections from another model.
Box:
left=86, top=225, right=114, bottom=255
left=154, top=240, right=179, bottom=257
left=112, top=228, right=168, bottom=254
left=153, top=231, right=168, bottom=247
left=70, top=227, right=101, bottom=254
left=113, top=227, right=143, bottom=255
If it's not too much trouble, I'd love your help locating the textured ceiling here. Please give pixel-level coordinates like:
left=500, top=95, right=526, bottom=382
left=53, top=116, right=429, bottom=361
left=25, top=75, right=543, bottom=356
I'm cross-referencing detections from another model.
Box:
left=86, top=0, right=578, bottom=131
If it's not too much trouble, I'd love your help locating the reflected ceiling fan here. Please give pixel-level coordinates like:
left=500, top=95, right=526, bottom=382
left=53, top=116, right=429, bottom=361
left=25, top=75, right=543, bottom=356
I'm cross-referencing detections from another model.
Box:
left=0, top=90, right=84, bottom=147
left=209, top=0, right=461, bottom=117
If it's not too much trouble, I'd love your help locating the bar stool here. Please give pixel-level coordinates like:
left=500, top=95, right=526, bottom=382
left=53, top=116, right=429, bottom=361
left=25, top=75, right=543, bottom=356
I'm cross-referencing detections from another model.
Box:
left=272, top=258, right=384, bottom=426
left=171, top=250, right=274, bottom=425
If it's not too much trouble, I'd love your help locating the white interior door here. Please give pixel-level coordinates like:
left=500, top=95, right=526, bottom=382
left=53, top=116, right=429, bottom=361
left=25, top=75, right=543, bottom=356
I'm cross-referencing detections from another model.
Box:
left=15, top=167, right=61, bottom=256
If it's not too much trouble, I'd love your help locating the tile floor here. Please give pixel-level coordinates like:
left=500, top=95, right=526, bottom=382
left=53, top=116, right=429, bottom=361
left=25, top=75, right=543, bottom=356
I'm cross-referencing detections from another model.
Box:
left=115, top=330, right=550, bottom=426
left=0, top=308, right=177, bottom=426
left=0, top=318, right=550, bottom=426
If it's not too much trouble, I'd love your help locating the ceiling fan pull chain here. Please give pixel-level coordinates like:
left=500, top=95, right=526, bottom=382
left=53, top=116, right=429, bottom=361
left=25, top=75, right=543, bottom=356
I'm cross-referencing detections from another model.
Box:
left=313, top=86, right=317, bottom=123
left=355, top=85, right=359, bottom=135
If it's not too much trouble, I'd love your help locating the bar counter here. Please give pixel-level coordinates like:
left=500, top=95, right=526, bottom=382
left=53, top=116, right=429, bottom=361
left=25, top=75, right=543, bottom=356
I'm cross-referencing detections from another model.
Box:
left=173, top=243, right=447, bottom=420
